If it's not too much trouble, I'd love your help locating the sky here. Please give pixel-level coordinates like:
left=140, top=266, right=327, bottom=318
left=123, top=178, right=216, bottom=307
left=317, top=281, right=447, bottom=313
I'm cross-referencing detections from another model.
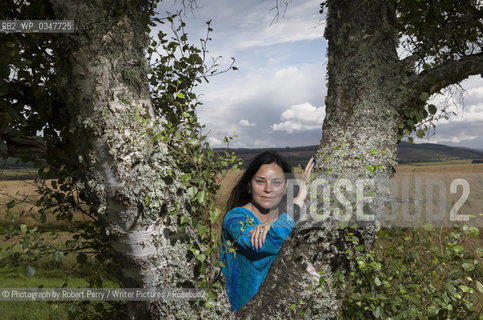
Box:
left=156, top=0, right=483, bottom=150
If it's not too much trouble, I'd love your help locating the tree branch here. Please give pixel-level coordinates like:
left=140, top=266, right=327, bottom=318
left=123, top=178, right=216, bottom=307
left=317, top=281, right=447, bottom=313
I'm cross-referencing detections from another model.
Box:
left=411, top=52, right=483, bottom=98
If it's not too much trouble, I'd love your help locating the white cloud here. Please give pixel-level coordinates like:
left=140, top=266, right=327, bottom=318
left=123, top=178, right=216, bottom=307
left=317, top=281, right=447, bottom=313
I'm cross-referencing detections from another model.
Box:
left=239, top=119, right=256, bottom=127
left=271, top=103, right=325, bottom=133
left=156, top=1, right=483, bottom=149
left=207, top=136, right=223, bottom=147
left=236, top=11, right=324, bottom=50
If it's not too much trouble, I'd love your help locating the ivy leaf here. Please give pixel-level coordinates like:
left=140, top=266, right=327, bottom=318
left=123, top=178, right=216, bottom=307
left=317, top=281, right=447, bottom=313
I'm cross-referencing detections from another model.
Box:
left=197, top=190, right=206, bottom=204
left=187, top=187, right=197, bottom=199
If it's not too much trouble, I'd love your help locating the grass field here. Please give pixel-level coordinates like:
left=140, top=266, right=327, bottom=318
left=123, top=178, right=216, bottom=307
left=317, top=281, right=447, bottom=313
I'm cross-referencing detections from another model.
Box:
left=403, top=159, right=475, bottom=166
left=1, top=164, right=482, bottom=318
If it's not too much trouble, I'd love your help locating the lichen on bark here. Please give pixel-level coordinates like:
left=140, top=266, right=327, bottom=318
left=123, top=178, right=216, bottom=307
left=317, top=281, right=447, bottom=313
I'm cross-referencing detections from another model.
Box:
left=49, top=0, right=233, bottom=318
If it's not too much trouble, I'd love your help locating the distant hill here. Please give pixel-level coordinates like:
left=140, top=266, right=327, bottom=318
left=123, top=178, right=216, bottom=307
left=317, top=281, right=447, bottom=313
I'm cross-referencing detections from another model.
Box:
left=3, top=142, right=483, bottom=172
left=217, top=142, right=483, bottom=168
left=1, top=157, right=35, bottom=168
left=396, top=141, right=483, bottom=164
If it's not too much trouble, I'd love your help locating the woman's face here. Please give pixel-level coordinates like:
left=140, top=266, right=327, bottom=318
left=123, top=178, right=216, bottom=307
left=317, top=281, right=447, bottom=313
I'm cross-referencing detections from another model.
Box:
left=249, top=163, right=286, bottom=211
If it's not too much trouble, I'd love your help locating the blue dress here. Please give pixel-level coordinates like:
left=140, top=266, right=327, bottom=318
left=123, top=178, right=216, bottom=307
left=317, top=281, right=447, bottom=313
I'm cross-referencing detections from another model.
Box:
left=220, top=207, right=295, bottom=311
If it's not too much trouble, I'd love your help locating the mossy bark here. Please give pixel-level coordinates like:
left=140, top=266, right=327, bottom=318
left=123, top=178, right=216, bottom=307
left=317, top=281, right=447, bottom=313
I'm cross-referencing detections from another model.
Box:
left=49, top=0, right=231, bottom=319
left=237, top=1, right=404, bottom=318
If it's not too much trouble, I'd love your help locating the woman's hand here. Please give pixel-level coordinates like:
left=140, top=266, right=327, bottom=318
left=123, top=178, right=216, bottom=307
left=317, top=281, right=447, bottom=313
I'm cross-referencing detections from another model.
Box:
left=249, top=222, right=272, bottom=251
left=293, top=157, right=315, bottom=208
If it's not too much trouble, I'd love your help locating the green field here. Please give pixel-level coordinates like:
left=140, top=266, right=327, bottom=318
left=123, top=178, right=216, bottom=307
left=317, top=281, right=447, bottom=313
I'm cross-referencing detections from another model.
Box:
left=0, top=167, right=38, bottom=180
left=0, top=236, right=120, bottom=320
left=405, top=159, right=474, bottom=166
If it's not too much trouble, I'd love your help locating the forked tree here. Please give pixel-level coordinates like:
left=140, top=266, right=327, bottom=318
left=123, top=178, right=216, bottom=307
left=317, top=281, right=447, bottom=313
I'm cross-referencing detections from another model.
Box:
left=1, top=0, right=481, bottom=319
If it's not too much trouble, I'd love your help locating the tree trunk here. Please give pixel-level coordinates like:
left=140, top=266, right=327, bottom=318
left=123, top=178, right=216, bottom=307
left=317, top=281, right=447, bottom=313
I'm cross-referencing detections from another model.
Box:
left=49, top=0, right=231, bottom=318
left=237, top=1, right=404, bottom=318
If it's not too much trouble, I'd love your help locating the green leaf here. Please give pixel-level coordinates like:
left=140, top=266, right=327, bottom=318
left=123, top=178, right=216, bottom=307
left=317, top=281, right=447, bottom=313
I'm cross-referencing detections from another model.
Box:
left=144, top=196, right=150, bottom=207
left=365, top=165, right=375, bottom=173
left=469, top=226, right=479, bottom=238
left=180, top=216, right=188, bottom=226
left=198, top=225, right=208, bottom=239
left=416, top=129, right=425, bottom=138
left=53, top=251, right=64, bottom=262
left=453, top=245, right=463, bottom=253
left=375, top=276, right=382, bottom=286
left=459, top=285, right=471, bottom=293
left=461, top=263, right=474, bottom=271
left=206, top=299, right=215, bottom=308
left=428, top=104, right=437, bottom=115
left=476, top=280, right=483, bottom=294
left=7, top=200, right=15, bottom=209
left=20, top=224, right=28, bottom=233
left=339, top=219, right=349, bottom=229
left=77, top=253, right=88, bottom=264
left=197, top=190, right=206, bottom=204
left=187, top=187, right=197, bottom=199
left=210, top=208, right=221, bottom=224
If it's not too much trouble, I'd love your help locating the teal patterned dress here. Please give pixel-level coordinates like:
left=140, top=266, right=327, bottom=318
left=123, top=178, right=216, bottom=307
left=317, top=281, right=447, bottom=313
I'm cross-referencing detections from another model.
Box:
left=220, top=207, right=295, bottom=311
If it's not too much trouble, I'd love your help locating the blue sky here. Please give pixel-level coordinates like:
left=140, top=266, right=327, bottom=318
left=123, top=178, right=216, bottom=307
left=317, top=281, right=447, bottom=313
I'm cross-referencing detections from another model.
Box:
left=157, top=0, right=483, bottom=150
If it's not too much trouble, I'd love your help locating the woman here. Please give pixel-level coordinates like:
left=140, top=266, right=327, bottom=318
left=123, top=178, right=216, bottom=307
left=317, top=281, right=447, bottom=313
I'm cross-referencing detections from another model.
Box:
left=220, top=151, right=314, bottom=311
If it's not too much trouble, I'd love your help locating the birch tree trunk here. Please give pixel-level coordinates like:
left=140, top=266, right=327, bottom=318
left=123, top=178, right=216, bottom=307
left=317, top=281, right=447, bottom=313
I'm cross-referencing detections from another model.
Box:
left=49, top=1, right=231, bottom=319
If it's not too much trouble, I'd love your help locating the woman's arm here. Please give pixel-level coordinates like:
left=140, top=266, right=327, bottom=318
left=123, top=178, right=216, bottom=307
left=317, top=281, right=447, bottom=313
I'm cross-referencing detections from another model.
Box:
left=223, top=209, right=294, bottom=255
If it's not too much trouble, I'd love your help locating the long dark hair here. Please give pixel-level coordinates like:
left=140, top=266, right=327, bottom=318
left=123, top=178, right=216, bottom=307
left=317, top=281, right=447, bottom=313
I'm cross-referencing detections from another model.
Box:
left=227, top=151, right=295, bottom=212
